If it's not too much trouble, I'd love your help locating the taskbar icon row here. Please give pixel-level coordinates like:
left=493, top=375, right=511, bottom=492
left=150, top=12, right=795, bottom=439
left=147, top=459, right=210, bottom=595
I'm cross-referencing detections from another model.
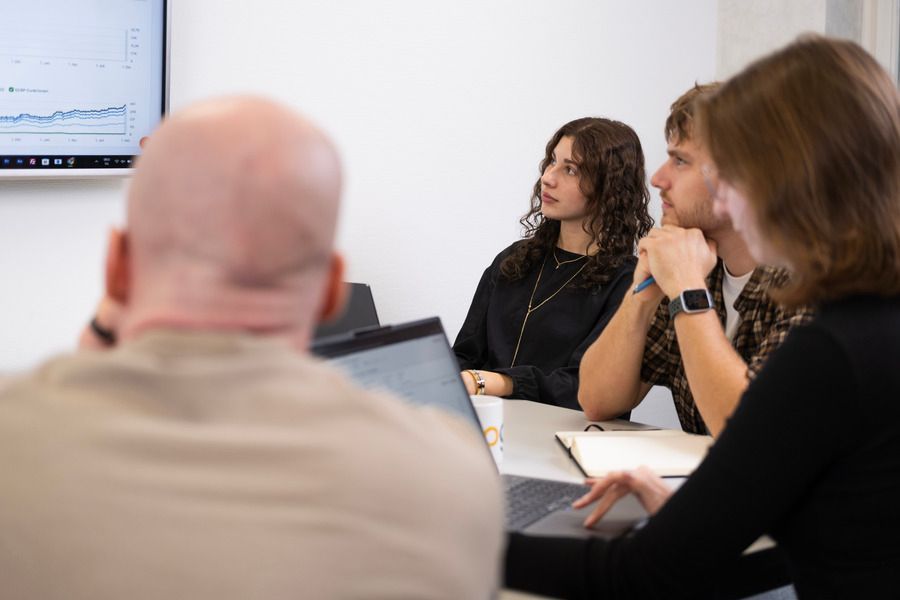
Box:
left=0, top=155, right=135, bottom=169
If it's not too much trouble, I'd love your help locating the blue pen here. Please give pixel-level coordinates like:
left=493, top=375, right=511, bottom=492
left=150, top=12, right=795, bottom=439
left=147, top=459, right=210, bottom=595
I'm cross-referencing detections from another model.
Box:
left=632, top=276, right=655, bottom=294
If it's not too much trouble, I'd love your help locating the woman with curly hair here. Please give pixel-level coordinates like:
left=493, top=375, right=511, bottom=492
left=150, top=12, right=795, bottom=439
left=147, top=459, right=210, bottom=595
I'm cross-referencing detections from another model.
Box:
left=453, top=118, right=653, bottom=409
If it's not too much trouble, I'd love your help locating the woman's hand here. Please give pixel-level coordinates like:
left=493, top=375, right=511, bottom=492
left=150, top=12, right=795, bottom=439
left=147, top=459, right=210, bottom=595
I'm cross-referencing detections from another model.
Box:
left=573, top=466, right=673, bottom=528
left=458, top=370, right=514, bottom=397
left=460, top=370, right=478, bottom=395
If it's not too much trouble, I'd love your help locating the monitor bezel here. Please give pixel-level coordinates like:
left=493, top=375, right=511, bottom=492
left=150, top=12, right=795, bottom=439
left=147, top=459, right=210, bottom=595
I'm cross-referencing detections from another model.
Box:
left=0, top=0, right=170, bottom=180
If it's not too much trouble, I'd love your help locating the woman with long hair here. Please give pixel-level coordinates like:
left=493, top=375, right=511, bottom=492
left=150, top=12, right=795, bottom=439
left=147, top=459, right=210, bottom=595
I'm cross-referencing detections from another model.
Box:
left=504, top=35, right=900, bottom=599
left=453, top=118, right=653, bottom=409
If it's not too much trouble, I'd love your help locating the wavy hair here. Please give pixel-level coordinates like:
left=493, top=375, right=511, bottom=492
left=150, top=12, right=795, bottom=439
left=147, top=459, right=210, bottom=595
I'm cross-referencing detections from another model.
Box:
left=696, top=35, right=900, bottom=306
left=665, top=82, right=721, bottom=143
left=499, top=117, right=653, bottom=288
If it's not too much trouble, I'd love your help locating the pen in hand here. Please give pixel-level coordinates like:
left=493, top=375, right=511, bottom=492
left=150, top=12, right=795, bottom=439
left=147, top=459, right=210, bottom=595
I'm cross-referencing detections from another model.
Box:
left=633, top=276, right=656, bottom=294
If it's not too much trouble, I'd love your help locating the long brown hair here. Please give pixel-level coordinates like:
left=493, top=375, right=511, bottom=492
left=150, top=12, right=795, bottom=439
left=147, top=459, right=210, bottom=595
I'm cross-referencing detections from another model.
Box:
left=697, top=35, right=900, bottom=306
left=500, top=117, right=653, bottom=288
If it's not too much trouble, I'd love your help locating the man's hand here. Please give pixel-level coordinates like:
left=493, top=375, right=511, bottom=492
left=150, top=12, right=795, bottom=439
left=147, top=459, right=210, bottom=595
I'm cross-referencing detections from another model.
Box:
left=637, top=226, right=718, bottom=300
left=631, top=249, right=666, bottom=305
left=573, top=466, right=673, bottom=528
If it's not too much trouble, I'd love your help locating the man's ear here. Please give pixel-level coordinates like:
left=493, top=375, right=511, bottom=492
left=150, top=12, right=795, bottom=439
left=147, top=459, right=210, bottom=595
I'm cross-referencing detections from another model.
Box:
left=105, top=229, right=130, bottom=304
left=318, top=253, right=347, bottom=323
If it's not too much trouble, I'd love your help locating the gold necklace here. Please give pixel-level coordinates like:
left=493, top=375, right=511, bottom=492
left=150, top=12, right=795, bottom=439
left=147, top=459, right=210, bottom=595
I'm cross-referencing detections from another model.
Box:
left=510, top=255, right=589, bottom=367
left=552, top=248, right=588, bottom=270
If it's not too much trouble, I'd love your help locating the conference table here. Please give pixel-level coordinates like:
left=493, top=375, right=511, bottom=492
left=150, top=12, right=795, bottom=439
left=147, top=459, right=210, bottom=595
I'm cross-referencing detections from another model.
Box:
left=500, top=399, right=664, bottom=482
left=498, top=399, right=791, bottom=600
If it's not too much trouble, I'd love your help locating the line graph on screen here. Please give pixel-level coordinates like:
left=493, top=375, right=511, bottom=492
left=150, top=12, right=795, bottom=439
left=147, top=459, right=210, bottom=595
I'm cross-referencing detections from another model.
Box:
left=0, top=105, right=128, bottom=135
left=0, top=0, right=166, bottom=176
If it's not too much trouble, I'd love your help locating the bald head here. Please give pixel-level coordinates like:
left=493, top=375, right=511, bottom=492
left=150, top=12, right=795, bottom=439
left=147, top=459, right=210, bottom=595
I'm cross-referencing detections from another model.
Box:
left=130, top=96, right=340, bottom=285
left=116, top=96, right=343, bottom=343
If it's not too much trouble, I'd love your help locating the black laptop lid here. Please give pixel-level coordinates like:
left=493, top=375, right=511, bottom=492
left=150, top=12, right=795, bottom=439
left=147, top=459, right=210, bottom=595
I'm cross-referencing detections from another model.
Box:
left=311, top=317, right=481, bottom=431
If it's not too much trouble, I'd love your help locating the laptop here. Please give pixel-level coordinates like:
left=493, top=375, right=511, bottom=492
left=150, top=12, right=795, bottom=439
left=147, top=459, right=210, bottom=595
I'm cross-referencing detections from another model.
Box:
left=313, top=282, right=380, bottom=340
left=311, top=316, right=647, bottom=538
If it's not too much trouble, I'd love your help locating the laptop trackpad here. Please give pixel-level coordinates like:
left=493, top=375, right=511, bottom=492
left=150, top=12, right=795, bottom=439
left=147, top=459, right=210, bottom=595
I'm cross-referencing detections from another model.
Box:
left=522, top=494, right=648, bottom=539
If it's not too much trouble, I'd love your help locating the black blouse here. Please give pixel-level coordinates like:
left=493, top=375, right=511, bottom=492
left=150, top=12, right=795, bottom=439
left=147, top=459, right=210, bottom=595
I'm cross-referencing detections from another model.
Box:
left=504, top=295, right=900, bottom=599
left=453, top=241, right=635, bottom=409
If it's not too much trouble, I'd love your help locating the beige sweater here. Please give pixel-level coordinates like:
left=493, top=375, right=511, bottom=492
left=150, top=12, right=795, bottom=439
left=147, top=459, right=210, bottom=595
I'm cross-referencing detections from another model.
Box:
left=0, top=330, right=504, bottom=599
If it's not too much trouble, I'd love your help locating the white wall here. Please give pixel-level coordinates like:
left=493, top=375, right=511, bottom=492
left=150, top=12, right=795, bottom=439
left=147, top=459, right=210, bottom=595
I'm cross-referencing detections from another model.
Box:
left=716, top=0, right=827, bottom=78
left=0, top=180, right=126, bottom=371
left=0, top=0, right=718, bottom=372
left=716, top=0, right=896, bottom=79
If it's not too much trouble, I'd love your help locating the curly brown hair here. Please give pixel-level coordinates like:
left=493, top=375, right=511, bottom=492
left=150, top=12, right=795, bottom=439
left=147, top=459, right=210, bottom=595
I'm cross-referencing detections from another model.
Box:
left=499, top=117, right=653, bottom=288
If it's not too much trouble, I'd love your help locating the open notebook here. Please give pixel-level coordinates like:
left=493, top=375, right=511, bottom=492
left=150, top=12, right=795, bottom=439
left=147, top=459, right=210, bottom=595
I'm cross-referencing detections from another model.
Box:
left=556, top=429, right=714, bottom=478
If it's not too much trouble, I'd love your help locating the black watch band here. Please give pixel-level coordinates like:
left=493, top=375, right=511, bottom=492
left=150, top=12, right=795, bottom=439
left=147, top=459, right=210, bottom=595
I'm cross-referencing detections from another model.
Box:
left=90, top=317, right=117, bottom=345
left=668, top=289, right=714, bottom=319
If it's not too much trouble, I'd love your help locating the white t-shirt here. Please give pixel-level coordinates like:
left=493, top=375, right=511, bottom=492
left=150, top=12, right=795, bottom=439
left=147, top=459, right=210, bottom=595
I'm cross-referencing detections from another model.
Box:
left=722, top=265, right=754, bottom=341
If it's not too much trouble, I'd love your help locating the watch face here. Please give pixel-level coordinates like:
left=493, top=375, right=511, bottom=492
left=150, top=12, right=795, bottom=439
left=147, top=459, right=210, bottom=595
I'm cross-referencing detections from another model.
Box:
left=683, top=289, right=712, bottom=311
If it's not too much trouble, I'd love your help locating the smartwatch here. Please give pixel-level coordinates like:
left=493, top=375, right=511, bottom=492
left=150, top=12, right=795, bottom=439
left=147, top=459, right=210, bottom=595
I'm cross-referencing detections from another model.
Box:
left=668, top=288, right=714, bottom=319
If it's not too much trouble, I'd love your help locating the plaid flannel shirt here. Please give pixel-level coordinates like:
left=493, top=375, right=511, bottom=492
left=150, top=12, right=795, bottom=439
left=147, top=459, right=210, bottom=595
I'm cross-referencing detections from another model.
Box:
left=640, top=261, right=814, bottom=434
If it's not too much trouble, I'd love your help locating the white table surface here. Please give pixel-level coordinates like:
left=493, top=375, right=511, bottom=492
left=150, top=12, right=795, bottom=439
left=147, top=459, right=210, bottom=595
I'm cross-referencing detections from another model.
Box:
left=497, top=400, right=666, bottom=600
left=500, top=398, right=666, bottom=483
left=497, top=399, right=774, bottom=572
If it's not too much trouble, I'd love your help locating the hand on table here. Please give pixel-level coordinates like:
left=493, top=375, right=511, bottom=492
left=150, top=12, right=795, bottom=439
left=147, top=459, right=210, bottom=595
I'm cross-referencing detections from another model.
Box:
left=573, top=466, right=673, bottom=528
left=637, top=226, right=718, bottom=300
left=460, top=370, right=478, bottom=395
left=459, top=370, right=513, bottom=397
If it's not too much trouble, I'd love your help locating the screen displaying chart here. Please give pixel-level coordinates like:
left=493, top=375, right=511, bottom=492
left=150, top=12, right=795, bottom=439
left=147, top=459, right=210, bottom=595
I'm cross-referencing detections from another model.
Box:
left=0, top=0, right=167, bottom=175
left=1, top=105, right=128, bottom=136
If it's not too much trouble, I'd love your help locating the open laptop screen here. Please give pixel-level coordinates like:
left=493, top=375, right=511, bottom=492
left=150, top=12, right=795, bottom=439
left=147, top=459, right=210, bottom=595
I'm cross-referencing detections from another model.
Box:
left=312, top=317, right=481, bottom=430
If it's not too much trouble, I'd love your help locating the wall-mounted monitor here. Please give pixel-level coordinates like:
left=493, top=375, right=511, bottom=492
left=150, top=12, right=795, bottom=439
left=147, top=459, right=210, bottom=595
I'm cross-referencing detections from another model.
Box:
left=0, top=0, right=168, bottom=178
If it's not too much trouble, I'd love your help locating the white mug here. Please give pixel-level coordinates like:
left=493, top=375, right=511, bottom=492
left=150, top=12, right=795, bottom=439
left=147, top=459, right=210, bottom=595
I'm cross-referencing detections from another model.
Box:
left=470, top=395, right=503, bottom=466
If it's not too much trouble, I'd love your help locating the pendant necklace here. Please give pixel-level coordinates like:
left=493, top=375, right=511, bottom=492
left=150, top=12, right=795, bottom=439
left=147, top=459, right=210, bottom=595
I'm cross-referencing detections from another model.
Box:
left=552, top=248, right=587, bottom=270
left=510, top=252, right=589, bottom=367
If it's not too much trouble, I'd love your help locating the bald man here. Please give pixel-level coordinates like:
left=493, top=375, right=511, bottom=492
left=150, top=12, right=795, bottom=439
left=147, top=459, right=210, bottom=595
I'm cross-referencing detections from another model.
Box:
left=0, top=97, right=503, bottom=600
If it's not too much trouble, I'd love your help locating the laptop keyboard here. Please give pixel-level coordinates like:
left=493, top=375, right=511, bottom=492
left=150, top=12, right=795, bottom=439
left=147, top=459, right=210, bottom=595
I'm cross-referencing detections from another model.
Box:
left=503, top=474, right=591, bottom=531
